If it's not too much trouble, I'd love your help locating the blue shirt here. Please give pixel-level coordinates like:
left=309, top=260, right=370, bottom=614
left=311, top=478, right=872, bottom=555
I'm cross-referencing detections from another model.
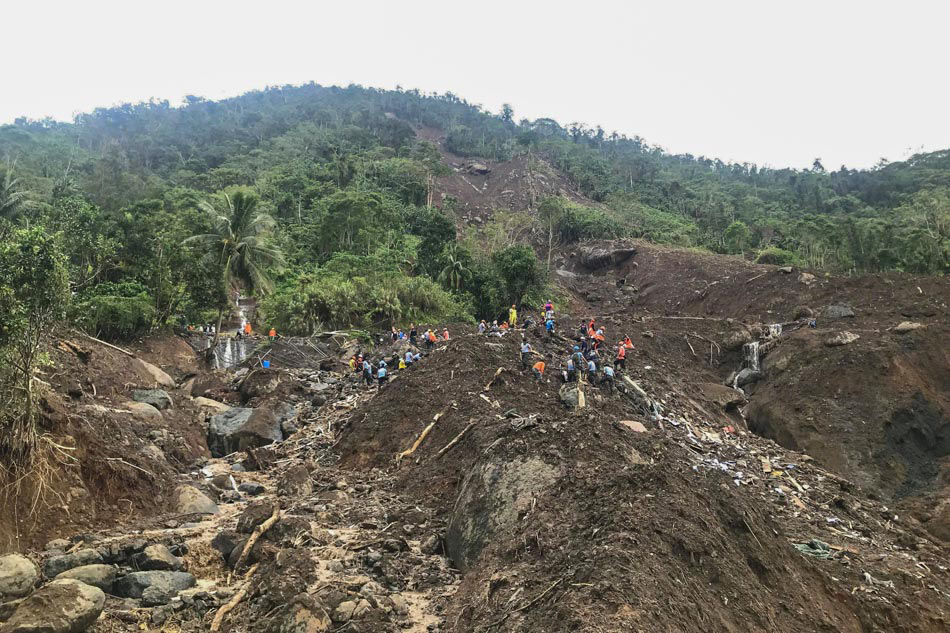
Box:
left=379, top=360, right=387, bottom=368
left=588, top=360, right=596, bottom=372
left=405, top=352, right=413, bottom=362
left=378, top=367, right=387, bottom=378
left=604, top=366, right=615, bottom=377
left=545, top=320, right=554, bottom=331
left=362, top=361, right=371, bottom=371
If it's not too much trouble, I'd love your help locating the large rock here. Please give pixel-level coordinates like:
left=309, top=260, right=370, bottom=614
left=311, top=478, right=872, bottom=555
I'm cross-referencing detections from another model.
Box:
left=825, top=331, right=860, bottom=347
left=43, top=550, right=103, bottom=579
left=208, top=407, right=284, bottom=457
left=194, top=397, right=231, bottom=413
left=112, top=571, right=195, bottom=599
left=696, top=383, right=747, bottom=410
left=134, top=359, right=175, bottom=388
left=822, top=304, right=855, bottom=319
left=733, top=369, right=763, bottom=388
left=132, top=389, right=173, bottom=411
left=558, top=384, right=585, bottom=409
left=174, top=486, right=219, bottom=515
left=239, top=369, right=281, bottom=401
left=127, top=401, right=162, bottom=422
left=447, top=456, right=561, bottom=571
left=133, top=545, right=181, bottom=571
left=280, top=596, right=331, bottom=633
left=189, top=372, right=229, bottom=398
left=276, top=465, right=312, bottom=497
left=2, top=578, right=104, bottom=633
left=0, top=555, right=38, bottom=600
left=578, top=245, right=637, bottom=271
left=54, top=565, right=116, bottom=593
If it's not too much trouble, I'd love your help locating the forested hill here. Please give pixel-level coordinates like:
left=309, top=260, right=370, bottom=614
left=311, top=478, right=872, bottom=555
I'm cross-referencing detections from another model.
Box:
left=0, top=83, right=947, bottom=339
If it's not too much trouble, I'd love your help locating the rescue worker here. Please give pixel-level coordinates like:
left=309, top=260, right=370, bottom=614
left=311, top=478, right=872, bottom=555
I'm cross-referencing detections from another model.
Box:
left=391, top=326, right=398, bottom=342
left=349, top=355, right=357, bottom=372
left=362, top=358, right=374, bottom=386
left=545, top=318, right=555, bottom=335
left=509, top=305, right=518, bottom=328
left=244, top=322, right=252, bottom=336
left=521, top=340, right=532, bottom=369
left=624, top=335, right=634, bottom=350
left=571, top=346, right=586, bottom=382
left=500, top=321, right=509, bottom=330
left=269, top=327, right=276, bottom=341
left=565, top=355, right=576, bottom=382
left=532, top=359, right=545, bottom=382
left=427, top=329, right=438, bottom=350
left=377, top=364, right=388, bottom=386
left=478, top=320, right=487, bottom=334
left=614, top=341, right=626, bottom=371
left=398, top=357, right=407, bottom=370
left=409, top=324, right=418, bottom=343
left=405, top=350, right=414, bottom=366
left=602, top=364, right=616, bottom=392
left=442, top=328, right=450, bottom=340
left=587, top=358, right=598, bottom=383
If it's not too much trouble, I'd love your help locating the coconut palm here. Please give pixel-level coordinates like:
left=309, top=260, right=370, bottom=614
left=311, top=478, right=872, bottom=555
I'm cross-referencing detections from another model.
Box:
left=0, top=162, right=29, bottom=221
left=438, top=244, right=471, bottom=291
left=184, top=188, right=284, bottom=353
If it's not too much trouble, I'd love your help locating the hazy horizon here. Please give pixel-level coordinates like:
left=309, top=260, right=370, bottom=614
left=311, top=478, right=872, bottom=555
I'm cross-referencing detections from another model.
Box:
left=4, top=0, right=949, bottom=170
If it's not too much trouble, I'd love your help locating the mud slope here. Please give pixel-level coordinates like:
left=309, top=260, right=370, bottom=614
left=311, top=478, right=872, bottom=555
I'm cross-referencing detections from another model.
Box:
left=555, top=240, right=950, bottom=536
left=336, top=331, right=949, bottom=632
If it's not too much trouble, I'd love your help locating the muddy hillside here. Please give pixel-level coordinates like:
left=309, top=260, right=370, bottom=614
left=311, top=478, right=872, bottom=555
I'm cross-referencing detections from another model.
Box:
left=0, top=242, right=947, bottom=633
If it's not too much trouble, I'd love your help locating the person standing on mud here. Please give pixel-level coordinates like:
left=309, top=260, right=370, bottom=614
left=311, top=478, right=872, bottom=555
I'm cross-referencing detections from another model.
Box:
left=409, top=324, right=418, bottom=343
left=601, top=364, right=615, bottom=392
left=521, top=339, right=532, bottom=368
left=362, top=358, right=374, bottom=386
left=532, top=359, right=545, bottom=382
left=377, top=364, right=388, bottom=386
left=614, top=341, right=626, bottom=371
left=509, top=305, right=518, bottom=328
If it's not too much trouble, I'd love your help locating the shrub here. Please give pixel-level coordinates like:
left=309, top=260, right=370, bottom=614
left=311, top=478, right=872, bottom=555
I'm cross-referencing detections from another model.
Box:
left=755, top=247, right=804, bottom=267
left=73, top=282, right=156, bottom=341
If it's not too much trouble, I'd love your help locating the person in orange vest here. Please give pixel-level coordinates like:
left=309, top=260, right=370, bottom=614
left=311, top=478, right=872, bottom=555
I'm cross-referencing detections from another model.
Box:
left=426, top=329, right=437, bottom=350
left=244, top=322, right=252, bottom=336
left=532, top=359, right=545, bottom=382
left=500, top=321, right=509, bottom=330
left=624, top=335, right=634, bottom=350
left=614, top=341, right=626, bottom=371
left=269, top=327, right=276, bottom=341
left=442, top=328, right=450, bottom=340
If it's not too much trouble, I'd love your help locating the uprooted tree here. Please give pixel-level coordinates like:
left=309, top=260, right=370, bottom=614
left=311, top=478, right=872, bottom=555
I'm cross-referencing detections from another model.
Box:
left=0, top=225, right=69, bottom=466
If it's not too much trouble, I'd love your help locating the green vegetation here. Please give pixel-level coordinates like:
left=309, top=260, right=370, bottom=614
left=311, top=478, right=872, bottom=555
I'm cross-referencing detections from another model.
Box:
left=0, top=82, right=946, bottom=358
left=0, top=226, right=69, bottom=462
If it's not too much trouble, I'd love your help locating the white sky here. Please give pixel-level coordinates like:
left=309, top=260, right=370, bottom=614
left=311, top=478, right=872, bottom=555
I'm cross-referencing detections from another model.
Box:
left=4, top=0, right=948, bottom=169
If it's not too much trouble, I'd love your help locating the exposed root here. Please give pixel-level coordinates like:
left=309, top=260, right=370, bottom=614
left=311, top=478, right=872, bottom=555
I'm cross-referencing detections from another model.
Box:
left=211, top=562, right=260, bottom=632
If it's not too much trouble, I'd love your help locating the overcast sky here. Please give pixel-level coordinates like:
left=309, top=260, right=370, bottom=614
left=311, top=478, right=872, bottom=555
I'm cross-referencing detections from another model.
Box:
left=4, top=1, right=948, bottom=169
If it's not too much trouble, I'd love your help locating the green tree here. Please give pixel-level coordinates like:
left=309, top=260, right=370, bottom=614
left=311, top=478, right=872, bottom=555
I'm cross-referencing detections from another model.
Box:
left=438, top=243, right=472, bottom=291
left=723, top=220, right=753, bottom=254
left=538, top=196, right=568, bottom=269
left=0, top=162, right=29, bottom=221
left=0, top=226, right=69, bottom=464
left=184, top=188, right=284, bottom=351
left=491, top=245, right=545, bottom=308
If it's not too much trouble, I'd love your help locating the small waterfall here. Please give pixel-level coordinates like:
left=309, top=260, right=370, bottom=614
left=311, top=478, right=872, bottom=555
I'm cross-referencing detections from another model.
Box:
left=211, top=337, right=253, bottom=369
left=743, top=341, right=760, bottom=372
left=767, top=324, right=782, bottom=338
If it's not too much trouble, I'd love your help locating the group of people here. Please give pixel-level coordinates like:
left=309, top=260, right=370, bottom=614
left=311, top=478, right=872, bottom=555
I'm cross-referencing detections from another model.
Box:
left=389, top=324, right=449, bottom=350
left=561, top=318, right=634, bottom=391
left=478, top=300, right=558, bottom=336
left=350, top=348, right=424, bottom=387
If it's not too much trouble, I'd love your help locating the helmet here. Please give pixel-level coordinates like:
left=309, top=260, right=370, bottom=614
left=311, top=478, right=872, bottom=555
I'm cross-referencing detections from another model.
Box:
left=573, top=345, right=579, bottom=351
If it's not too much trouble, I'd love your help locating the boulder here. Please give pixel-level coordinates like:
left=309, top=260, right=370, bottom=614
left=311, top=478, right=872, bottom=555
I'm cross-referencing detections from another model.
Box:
left=54, top=565, right=115, bottom=593
left=174, top=486, right=219, bottom=515
left=239, top=369, right=281, bottom=401
left=777, top=266, right=793, bottom=273
left=798, top=272, right=817, bottom=285
left=734, top=369, right=763, bottom=388
left=193, top=397, right=231, bottom=413
left=578, top=245, right=637, bottom=271
left=277, top=465, right=312, bottom=497
left=134, top=359, right=175, bottom=388
left=132, top=389, right=173, bottom=411
left=447, top=456, right=560, bottom=571
left=189, top=372, right=229, bottom=398
left=208, top=407, right=283, bottom=458
left=389, top=595, right=409, bottom=616
left=238, top=482, right=265, bottom=496
left=825, top=331, right=860, bottom=347
left=211, top=531, right=241, bottom=560
left=893, top=321, right=924, bottom=334
left=127, top=401, right=163, bottom=422
left=43, top=550, right=103, bottom=579
left=237, top=503, right=276, bottom=534
left=133, top=545, right=181, bottom=571
left=696, top=383, right=747, bottom=410
left=140, top=586, right=176, bottom=607
left=822, top=304, right=855, bottom=319
left=558, top=384, right=585, bottom=409
left=112, top=571, right=195, bottom=599
left=2, top=578, right=104, bottom=633
left=331, top=601, right=357, bottom=623
left=44, top=540, right=70, bottom=553
left=721, top=326, right=754, bottom=351
left=0, top=554, right=38, bottom=600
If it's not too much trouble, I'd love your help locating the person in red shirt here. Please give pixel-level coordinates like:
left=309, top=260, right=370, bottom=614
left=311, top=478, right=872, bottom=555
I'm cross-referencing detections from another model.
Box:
left=624, top=336, right=634, bottom=349
left=442, top=328, right=450, bottom=340
left=532, top=360, right=545, bottom=381
left=614, top=341, right=626, bottom=371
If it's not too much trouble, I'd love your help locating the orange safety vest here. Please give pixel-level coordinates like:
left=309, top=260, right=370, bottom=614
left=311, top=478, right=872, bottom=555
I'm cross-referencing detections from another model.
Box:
left=616, top=345, right=626, bottom=359
left=269, top=328, right=276, bottom=337
left=428, top=331, right=437, bottom=342
left=533, top=361, right=545, bottom=374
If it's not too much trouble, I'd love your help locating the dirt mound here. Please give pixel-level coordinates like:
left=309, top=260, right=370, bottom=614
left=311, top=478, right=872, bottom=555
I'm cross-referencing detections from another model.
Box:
left=333, top=330, right=950, bottom=632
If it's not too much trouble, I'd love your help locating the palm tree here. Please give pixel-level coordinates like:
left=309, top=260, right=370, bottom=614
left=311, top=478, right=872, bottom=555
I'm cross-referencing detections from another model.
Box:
left=0, top=161, right=29, bottom=221
left=184, top=188, right=284, bottom=354
left=438, top=244, right=471, bottom=291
